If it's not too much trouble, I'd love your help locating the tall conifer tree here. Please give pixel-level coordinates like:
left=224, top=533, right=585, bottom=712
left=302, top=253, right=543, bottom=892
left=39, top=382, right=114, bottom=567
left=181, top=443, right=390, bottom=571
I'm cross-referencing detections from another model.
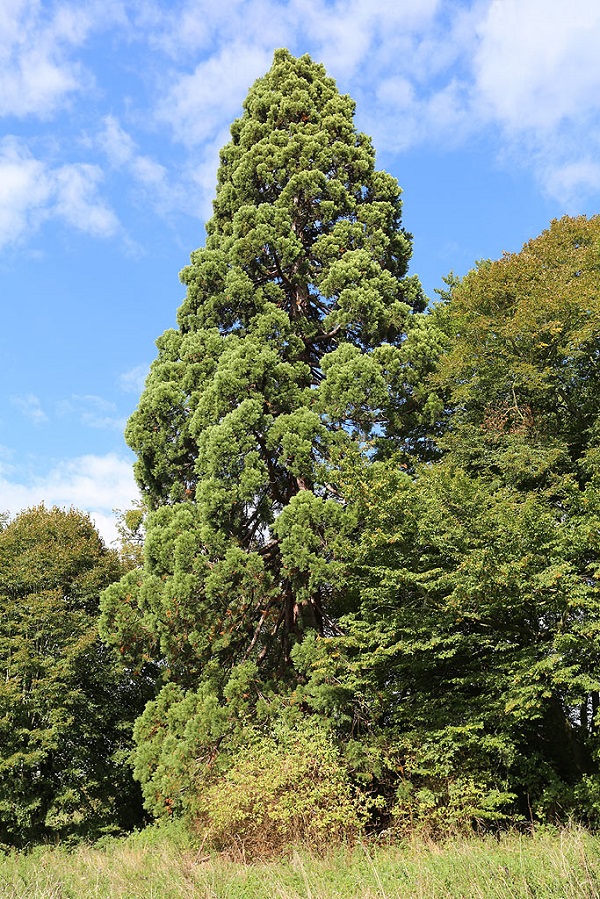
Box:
left=102, top=49, right=436, bottom=695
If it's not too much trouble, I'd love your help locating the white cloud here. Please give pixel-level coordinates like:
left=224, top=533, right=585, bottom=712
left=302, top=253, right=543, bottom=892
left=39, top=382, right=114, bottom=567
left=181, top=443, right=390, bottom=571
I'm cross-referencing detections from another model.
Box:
left=300, top=0, right=600, bottom=203
left=542, top=159, right=600, bottom=210
left=95, top=115, right=197, bottom=220
left=53, top=163, right=119, bottom=236
left=0, top=139, right=53, bottom=243
left=57, top=394, right=126, bottom=430
left=146, top=0, right=287, bottom=58
left=298, top=0, right=440, bottom=80
left=98, top=116, right=167, bottom=186
left=97, top=115, right=137, bottom=167
left=474, top=0, right=600, bottom=131
left=150, top=0, right=440, bottom=71
left=0, top=0, right=125, bottom=119
left=151, top=40, right=275, bottom=219
left=468, top=0, right=600, bottom=203
left=0, top=452, right=139, bottom=546
left=0, top=138, right=118, bottom=248
left=131, top=154, right=167, bottom=186
left=158, top=43, right=273, bottom=146
left=119, top=363, right=150, bottom=395
left=0, top=0, right=81, bottom=118
left=10, top=393, right=48, bottom=425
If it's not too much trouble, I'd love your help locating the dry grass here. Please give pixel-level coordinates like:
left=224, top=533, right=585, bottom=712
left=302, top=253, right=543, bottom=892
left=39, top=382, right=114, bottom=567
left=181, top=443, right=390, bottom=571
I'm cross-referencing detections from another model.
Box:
left=1, top=826, right=600, bottom=898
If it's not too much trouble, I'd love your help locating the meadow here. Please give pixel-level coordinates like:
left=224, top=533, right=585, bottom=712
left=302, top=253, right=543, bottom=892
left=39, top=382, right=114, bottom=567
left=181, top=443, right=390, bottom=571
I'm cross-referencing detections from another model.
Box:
left=2, top=827, right=600, bottom=899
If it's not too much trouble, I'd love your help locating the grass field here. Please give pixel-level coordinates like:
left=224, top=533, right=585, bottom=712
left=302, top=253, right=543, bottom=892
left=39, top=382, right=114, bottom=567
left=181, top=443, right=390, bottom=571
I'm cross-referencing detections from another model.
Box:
left=2, top=826, right=600, bottom=898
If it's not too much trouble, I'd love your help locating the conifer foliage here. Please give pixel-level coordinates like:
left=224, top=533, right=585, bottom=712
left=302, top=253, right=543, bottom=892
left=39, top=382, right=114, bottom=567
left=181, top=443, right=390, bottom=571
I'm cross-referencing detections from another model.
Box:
left=100, top=49, right=440, bottom=824
left=103, top=49, right=433, bottom=688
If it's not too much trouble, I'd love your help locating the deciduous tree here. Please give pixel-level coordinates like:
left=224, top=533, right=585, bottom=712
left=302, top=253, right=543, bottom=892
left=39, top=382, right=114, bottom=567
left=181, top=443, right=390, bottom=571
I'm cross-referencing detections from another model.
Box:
left=304, top=217, right=600, bottom=831
left=436, top=215, right=600, bottom=476
left=0, top=506, right=151, bottom=846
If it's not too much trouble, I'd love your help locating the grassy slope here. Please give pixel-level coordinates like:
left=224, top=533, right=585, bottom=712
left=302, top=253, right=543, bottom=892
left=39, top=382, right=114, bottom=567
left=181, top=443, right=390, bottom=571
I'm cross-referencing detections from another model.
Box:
left=2, top=828, right=600, bottom=898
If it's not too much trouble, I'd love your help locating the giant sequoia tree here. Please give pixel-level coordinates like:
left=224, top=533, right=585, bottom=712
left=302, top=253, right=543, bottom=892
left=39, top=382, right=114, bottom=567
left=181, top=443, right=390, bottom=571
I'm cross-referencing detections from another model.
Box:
left=102, top=49, right=436, bottom=681
left=100, top=49, right=439, bottom=820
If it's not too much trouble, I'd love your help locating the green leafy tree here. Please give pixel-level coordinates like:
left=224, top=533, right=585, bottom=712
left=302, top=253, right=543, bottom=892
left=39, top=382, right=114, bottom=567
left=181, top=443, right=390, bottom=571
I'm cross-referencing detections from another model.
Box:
left=101, top=48, right=440, bottom=823
left=0, top=506, right=152, bottom=846
left=312, top=460, right=600, bottom=831
left=301, top=217, right=600, bottom=831
left=435, top=215, right=600, bottom=474
left=114, top=503, right=146, bottom=570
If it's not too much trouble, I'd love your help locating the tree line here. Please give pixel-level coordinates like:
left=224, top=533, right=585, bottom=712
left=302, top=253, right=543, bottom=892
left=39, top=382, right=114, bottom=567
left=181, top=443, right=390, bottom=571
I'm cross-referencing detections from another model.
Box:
left=2, top=49, right=600, bottom=851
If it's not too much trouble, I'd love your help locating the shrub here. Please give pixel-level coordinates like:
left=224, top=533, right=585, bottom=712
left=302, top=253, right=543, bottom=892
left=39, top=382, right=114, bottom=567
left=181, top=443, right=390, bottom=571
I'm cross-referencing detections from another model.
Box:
left=192, top=721, right=370, bottom=858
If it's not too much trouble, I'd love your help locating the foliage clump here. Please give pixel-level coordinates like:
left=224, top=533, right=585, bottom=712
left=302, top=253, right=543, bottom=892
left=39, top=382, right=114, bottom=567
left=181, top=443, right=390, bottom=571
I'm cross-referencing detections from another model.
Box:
left=193, top=722, right=368, bottom=858
left=0, top=506, right=152, bottom=847
left=306, top=215, right=600, bottom=834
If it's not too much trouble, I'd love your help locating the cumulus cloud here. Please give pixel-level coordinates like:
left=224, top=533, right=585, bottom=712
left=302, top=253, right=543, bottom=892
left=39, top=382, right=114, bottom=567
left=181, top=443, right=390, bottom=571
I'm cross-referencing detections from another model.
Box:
left=0, top=0, right=125, bottom=119
left=0, top=138, right=118, bottom=248
left=473, top=0, right=600, bottom=131
left=0, top=452, right=139, bottom=546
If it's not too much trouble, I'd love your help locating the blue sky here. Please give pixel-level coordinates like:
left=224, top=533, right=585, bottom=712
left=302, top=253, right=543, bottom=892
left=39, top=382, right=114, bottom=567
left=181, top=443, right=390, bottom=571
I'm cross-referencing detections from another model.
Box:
left=1, top=0, right=599, bottom=544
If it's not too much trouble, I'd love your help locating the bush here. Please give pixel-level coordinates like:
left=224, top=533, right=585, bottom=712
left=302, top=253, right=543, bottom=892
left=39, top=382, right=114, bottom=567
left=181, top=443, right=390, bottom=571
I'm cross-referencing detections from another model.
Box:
left=192, top=721, right=370, bottom=858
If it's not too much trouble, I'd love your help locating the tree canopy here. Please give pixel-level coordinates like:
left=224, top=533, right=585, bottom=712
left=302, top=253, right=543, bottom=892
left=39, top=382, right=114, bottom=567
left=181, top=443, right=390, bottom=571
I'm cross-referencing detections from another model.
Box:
left=437, top=215, right=600, bottom=475
left=96, top=51, right=600, bottom=843
left=306, top=216, right=600, bottom=832
left=0, top=506, right=150, bottom=846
